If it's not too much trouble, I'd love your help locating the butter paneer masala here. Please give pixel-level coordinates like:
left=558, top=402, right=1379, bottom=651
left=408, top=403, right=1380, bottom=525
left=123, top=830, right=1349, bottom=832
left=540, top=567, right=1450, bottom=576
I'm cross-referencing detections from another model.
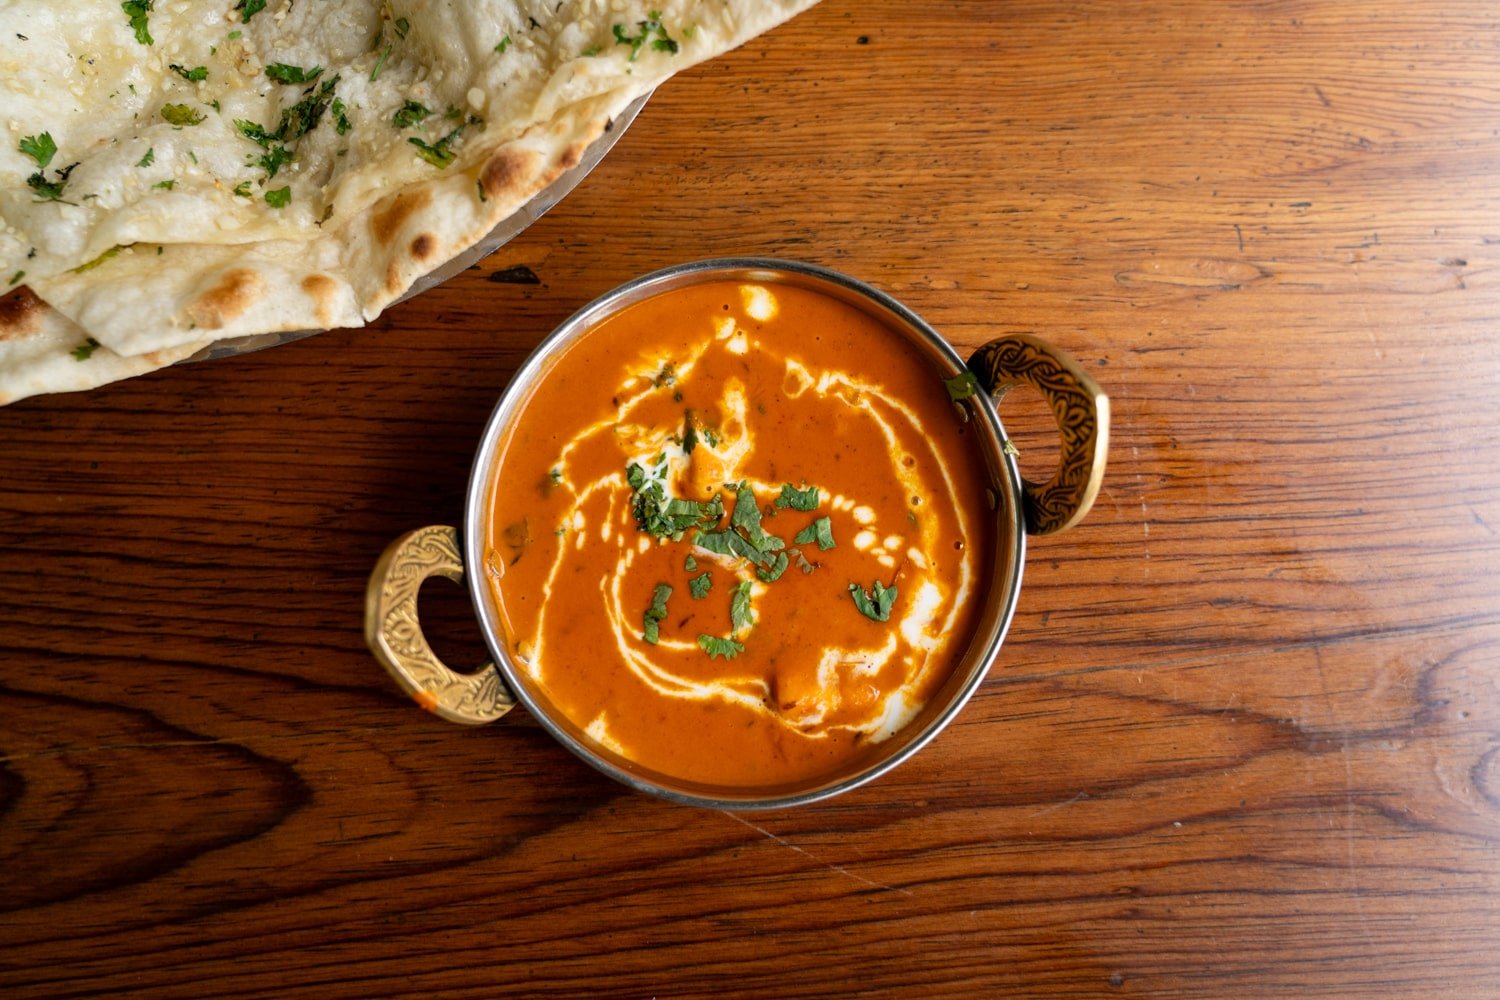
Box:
left=484, top=280, right=994, bottom=787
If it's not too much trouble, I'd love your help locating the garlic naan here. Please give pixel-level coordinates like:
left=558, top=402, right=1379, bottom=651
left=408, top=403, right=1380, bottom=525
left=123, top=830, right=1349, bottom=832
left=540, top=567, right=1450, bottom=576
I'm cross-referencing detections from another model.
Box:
left=0, top=0, right=818, bottom=403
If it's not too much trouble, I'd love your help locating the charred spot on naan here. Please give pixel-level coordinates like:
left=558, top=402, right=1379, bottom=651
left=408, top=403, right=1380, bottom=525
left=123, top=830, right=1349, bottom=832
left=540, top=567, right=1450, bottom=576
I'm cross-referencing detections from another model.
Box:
left=0, top=287, right=45, bottom=342
left=479, top=147, right=543, bottom=204
left=409, top=233, right=436, bottom=262
left=558, top=140, right=585, bottom=173
left=185, top=269, right=265, bottom=331
left=370, top=189, right=435, bottom=248
left=300, top=274, right=340, bottom=327
left=382, top=234, right=439, bottom=296
left=384, top=258, right=406, bottom=297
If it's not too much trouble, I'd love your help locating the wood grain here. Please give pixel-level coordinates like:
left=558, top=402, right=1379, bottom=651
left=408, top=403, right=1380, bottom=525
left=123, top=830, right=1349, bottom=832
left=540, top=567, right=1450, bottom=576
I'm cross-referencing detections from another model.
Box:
left=3, top=1, right=1500, bottom=995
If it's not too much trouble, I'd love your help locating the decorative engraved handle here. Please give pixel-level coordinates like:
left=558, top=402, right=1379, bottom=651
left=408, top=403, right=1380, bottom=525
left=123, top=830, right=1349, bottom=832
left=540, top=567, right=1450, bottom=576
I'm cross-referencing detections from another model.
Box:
left=968, top=334, right=1110, bottom=535
left=364, top=525, right=516, bottom=725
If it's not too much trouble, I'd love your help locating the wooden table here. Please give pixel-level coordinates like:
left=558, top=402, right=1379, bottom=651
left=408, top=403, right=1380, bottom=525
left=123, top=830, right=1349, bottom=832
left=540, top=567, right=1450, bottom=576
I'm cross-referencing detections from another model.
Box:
left=4, top=1, right=1498, bottom=995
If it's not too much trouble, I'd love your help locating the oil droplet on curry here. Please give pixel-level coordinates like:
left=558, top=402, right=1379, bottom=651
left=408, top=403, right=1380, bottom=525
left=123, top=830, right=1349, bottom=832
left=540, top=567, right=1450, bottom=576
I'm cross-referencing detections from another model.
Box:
left=485, top=280, right=994, bottom=788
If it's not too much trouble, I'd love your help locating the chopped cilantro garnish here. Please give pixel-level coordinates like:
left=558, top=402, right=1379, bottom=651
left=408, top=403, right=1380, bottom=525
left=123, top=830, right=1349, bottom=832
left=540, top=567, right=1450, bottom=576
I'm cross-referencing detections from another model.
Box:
left=258, top=144, right=292, bottom=178
left=730, top=482, right=780, bottom=549
left=729, top=580, right=754, bottom=632
left=696, top=634, right=744, bottom=660
left=71, top=337, right=101, bottom=361
left=794, top=516, right=836, bottom=551
left=700, top=526, right=767, bottom=564
left=228, top=30, right=242, bottom=40
left=170, top=63, right=208, bottom=82
left=408, top=127, right=463, bottom=167
left=26, top=172, right=68, bottom=203
left=264, top=185, right=291, bottom=208
left=496, top=34, right=511, bottom=53
left=7, top=270, right=24, bottom=286
left=265, top=63, right=323, bottom=85
left=654, top=361, right=676, bottom=387
left=667, top=498, right=726, bottom=535
left=234, top=119, right=279, bottom=146
left=643, top=583, right=672, bottom=645
left=152, top=178, right=175, bottom=190
left=682, top=411, right=699, bottom=454
left=405, top=113, right=480, bottom=167
left=692, top=529, right=744, bottom=559
left=18, top=133, right=56, bottom=169
left=695, top=483, right=787, bottom=577
left=689, top=572, right=712, bottom=599
left=135, top=148, right=155, bottom=168
left=581, top=45, right=600, bottom=57
left=233, top=180, right=253, bottom=197
left=161, top=103, right=205, bottom=127
left=70, top=245, right=125, bottom=273
left=394, top=17, right=411, bottom=39
left=775, top=483, right=819, bottom=511
left=684, top=555, right=697, bottom=572
left=850, top=580, right=898, bottom=622
left=626, top=458, right=725, bottom=540
left=331, top=98, right=352, bottom=135
left=278, top=76, right=340, bottom=140
left=755, top=551, right=790, bottom=583
left=121, top=0, right=153, bottom=45
left=944, top=370, right=980, bottom=401
left=235, top=0, right=265, bottom=22
left=392, top=100, right=432, bottom=128
left=613, top=11, right=679, bottom=61
left=370, top=44, right=392, bottom=81
left=233, top=77, right=340, bottom=181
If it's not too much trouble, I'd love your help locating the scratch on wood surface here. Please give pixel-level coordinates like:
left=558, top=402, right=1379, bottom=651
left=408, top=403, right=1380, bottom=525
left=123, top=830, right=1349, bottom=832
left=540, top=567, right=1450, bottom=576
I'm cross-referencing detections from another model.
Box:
left=1028, top=790, right=1088, bottom=819
left=720, top=811, right=914, bottom=897
left=1114, top=256, right=1270, bottom=290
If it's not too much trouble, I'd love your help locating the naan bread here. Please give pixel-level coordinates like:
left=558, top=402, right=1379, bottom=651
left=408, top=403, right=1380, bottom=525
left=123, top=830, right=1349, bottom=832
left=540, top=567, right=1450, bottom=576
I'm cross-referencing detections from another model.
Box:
left=0, top=287, right=213, bottom=402
left=0, top=0, right=818, bottom=404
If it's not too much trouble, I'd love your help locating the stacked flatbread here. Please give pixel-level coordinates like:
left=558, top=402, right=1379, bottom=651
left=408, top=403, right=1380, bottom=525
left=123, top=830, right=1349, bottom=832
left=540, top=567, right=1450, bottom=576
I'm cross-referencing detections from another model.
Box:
left=0, top=0, right=817, bottom=405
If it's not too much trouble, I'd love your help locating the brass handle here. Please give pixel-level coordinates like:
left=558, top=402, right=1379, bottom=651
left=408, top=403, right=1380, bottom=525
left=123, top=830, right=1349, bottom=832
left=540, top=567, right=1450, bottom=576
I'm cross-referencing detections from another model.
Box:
left=968, top=334, right=1110, bottom=535
left=364, top=525, right=517, bottom=724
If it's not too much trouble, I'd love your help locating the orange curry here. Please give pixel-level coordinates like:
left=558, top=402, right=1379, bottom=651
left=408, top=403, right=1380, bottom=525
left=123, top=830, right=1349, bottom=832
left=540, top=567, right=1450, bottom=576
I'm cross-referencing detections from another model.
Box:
left=484, top=279, right=993, bottom=787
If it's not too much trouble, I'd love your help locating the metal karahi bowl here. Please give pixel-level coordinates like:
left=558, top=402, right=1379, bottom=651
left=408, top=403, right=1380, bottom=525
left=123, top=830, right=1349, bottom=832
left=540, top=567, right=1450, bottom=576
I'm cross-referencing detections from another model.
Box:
left=364, top=258, right=1110, bottom=809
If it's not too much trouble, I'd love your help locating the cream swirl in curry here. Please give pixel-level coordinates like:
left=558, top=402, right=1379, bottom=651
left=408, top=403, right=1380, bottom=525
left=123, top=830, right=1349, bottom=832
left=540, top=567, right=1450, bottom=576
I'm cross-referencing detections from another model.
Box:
left=485, top=280, right=992, bottom=786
